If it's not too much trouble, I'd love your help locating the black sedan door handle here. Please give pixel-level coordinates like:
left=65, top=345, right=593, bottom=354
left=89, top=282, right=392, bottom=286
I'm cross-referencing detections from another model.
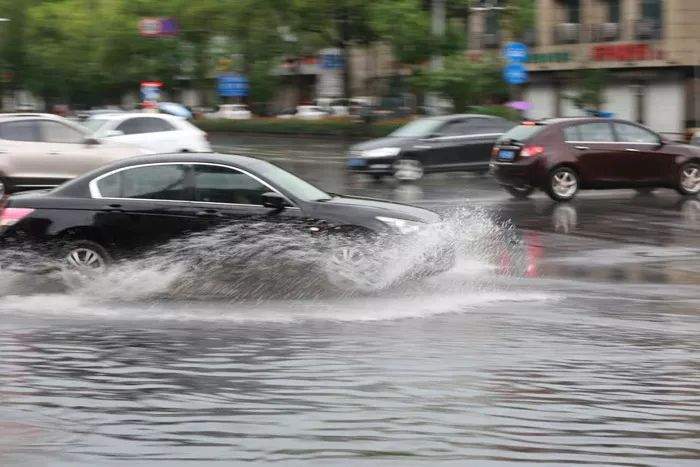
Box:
left=105, top=203, right=124, bottom=212
left=573, top=145, right=590, bottom=150
left=195, top=209, right=224, bottom=218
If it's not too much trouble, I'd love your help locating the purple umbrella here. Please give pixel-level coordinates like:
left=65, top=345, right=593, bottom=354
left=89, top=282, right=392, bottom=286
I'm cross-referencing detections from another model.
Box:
left=505, top=101, right=533, bottom=111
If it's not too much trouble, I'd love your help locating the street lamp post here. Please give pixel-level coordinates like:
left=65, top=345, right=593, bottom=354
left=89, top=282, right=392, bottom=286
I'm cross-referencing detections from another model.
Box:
left=0, top=18, right=11, bottom=112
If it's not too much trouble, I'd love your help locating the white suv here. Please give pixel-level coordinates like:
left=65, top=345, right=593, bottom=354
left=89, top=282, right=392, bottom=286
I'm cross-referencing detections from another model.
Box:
left=0, top=113, right=150, bottom=197
left=84, top=112, right=211, bottom=154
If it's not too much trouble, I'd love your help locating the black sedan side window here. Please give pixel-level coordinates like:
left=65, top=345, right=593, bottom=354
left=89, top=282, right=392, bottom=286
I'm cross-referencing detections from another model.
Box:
left=193, top=165, right=270, bottom=205
left=96, top=164, right=190, bottom=200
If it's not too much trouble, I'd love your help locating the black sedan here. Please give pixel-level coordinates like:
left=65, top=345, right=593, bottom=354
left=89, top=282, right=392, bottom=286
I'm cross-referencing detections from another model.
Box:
left=347, top=114, right=515, bottom=181
left=0, top=153, right=450, bottom=290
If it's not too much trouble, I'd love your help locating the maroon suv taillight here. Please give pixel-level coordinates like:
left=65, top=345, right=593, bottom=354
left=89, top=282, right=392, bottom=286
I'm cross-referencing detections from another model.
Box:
left=0, top=208, right=34, bottom=227
left=521, top=145, right=544, bottom=158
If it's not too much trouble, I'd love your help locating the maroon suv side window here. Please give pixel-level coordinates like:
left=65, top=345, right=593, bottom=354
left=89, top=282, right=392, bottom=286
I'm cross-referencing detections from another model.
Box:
left=613, top=123, right=658, bottom=144
left=566, top=123, right=614, bottom=142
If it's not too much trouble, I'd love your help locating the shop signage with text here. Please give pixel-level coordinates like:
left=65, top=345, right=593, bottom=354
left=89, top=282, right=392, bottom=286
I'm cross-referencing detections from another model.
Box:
left=591, top=43, right=662, bottom=62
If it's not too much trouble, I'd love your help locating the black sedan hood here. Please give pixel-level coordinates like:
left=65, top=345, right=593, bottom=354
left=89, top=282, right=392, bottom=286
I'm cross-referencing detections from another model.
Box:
left=305, top=194, right=440, bottom=228
left=350, top=136, right=416, bottom=153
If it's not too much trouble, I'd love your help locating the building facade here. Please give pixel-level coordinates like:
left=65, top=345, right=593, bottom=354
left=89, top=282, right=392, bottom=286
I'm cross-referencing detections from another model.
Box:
left=471, top=0, right=700, bottom=137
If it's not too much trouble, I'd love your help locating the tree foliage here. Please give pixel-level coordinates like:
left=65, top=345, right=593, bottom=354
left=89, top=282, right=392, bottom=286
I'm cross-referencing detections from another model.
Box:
left=419, top=54, right=509, bottom=112
left=566, top=69, right=608, bottom=111
left=0, top=0, right=514, bottom=107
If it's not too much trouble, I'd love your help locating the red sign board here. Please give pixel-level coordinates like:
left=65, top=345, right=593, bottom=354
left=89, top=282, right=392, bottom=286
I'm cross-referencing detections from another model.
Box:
left=591, top=43, right=663, bottom=62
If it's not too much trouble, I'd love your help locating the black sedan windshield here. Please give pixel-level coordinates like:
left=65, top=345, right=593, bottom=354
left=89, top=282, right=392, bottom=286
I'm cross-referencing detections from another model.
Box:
left=256, top=161, right=331, bottom=202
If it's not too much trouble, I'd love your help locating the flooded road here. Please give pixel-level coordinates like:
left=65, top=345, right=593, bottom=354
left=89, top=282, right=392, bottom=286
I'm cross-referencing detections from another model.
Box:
left=1, top=134, right=699, bottom=465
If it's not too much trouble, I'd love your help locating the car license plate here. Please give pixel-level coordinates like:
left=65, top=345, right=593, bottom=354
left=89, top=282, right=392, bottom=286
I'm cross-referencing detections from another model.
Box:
left=347, top=158, right=367, bottom=168
left=499, top=150, right=515, bottom=161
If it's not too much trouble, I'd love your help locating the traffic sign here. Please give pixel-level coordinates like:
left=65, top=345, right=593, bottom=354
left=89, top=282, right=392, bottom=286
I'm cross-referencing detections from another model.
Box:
left=503, top=63, right=528, bottom=85
left=503, top=42, right=528, bottom=63
left=139, top=17, right=179, bottom=37
left=218, top=74, right=249, bottom=97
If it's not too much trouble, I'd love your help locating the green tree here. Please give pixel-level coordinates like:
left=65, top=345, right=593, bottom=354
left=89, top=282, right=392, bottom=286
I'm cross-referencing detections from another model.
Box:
left=566, top=69, right=608, bottom=112
left=501, top=0, right=536, bottom=41
left=422, top=54, right=508, bottom=112
left=289, top=0, right=379, bottom=97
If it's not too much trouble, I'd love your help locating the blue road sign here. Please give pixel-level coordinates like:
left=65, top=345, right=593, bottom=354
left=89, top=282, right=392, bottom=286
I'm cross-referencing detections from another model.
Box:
left=218, top=74, right=249, bottom=97
left=321, top=53, right=344, bottom=70
left=503, top=63, right=528, bottom=85
left=503, top=42, right=528, bottom=63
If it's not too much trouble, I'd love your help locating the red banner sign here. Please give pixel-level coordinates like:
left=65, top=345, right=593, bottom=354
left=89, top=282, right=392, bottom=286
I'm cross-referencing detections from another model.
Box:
left=591, top=43, right=663, bottom=62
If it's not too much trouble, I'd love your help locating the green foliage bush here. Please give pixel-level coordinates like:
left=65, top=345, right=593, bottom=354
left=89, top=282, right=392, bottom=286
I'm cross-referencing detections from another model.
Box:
left=195, top=117, right=407, bottom=137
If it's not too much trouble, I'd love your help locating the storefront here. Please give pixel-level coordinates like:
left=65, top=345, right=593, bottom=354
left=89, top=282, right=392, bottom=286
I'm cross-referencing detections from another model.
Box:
left=523, top=43, right=692, bottom=138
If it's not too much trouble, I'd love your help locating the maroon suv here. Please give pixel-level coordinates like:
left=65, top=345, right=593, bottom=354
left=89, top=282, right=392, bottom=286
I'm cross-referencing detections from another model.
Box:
left=490, top=118, right=700, bottom=201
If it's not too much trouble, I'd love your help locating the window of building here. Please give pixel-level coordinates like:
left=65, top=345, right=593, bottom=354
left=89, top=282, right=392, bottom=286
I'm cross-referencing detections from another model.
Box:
left=561, top=0, right=580, bottom=23
left=641, top=0, right=662, bottom=20
left=607, top=0, right=620, bottom=23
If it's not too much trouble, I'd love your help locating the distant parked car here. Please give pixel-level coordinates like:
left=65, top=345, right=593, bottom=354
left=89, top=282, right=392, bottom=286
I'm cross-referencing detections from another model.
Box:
left=316, top=98, right=350, bottom=117
left=75, top=108, right=125, bottom=122
left=206, top=104, right=252, bottom=120
left=347, top=114, right=515, bottom=181
left=277, top=105, right=330, bottom=120
left=84, top=113, right=211, bottom=154
left=0, top=113, right=149, bottom=197
left=490, top=118, right=700, bottom=201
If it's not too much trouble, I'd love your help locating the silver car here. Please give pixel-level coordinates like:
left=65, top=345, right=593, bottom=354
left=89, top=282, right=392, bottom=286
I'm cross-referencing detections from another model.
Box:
left=0, top=113, right=150, bottom=197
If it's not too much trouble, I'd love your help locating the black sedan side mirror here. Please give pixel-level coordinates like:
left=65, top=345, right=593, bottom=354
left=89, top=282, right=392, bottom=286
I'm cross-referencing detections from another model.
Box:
left=261, top=192, right=287, bottom=210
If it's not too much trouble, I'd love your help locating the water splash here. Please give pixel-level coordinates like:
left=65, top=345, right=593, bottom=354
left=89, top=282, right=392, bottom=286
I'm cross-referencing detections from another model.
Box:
left=0, top=207, right=524, bottom=304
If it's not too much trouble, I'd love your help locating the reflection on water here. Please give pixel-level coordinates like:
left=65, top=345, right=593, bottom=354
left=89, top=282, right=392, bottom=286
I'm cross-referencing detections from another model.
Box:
left=0, top=281, right=698, bottom=464
left=552, top=204, right=578, bottom=234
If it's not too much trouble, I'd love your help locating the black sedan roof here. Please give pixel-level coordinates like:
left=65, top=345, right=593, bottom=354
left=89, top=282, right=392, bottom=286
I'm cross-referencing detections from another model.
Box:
left=54, top=152, right=267, bottom=197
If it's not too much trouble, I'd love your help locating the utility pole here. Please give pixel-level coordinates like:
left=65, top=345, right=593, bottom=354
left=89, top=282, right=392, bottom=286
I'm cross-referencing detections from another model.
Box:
left=431, top=0, right=446, bottom=73
left=0, top=18, right=11, bottom=112
left=427, top=0, right=446, bottom=113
